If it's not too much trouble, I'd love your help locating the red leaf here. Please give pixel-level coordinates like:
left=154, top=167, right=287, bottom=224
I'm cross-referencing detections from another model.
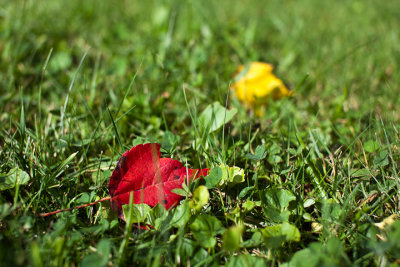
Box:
left=108, top=143, right=208, bottom=220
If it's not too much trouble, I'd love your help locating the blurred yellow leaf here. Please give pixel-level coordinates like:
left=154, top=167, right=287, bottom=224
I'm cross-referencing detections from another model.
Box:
left=374, top=214, right=398, bottom=230
left=231, top=62, right=291, bottom=116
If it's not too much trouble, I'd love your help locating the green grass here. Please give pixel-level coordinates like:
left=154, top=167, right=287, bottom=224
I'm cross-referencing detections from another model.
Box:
left=1, top=0, right=400, bottom=265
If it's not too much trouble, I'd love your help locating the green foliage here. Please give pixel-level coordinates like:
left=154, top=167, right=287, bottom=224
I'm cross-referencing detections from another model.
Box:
left=122, top=203, right=152, bottom=224
left=1, top=0, right=400, bottom=265
left=189, top=185, right=209, bottom=211
left=190, top=214, right=224, bottom=248
left=227, top=254, right=266, bottom=267
left=261, top=188, right=296, bottom=222
left=0, top=167, right=30, bottom=190
left=283, top=238, right=350, bottom=267
left=170, top=200, right=191, bottom=228
left=81, top=239, right=111, bottom=267
left=261, top=222, right=301, bottom=249
left=198, top=101, right=237, bottom=134
left=204, top=166, right=223, bottom=189
left=246, top=145, right=267, bottom=161
left=223, top=224, right=244, bottom=252
left=161, top=131, right=180, bottom=153
left=219, top=164, right=245, bottom=186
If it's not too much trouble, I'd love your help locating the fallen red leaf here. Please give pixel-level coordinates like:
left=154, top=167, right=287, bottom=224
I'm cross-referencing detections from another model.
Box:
left=109, top=143, right=208, bottom=220
left=38, top=143, right=207, bottom=220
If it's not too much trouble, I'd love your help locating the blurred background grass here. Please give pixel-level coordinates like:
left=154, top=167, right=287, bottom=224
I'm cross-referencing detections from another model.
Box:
left=2, top=0, right=399, bottom=158
left=2, top=0, right=399, bottom=119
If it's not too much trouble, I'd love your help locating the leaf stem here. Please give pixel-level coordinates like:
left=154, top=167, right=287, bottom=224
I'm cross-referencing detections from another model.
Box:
left=38, top=196, right=111, bottom=217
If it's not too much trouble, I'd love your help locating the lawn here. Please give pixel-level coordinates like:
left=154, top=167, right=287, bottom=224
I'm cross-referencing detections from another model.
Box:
left=1, top=0, right=400, bottom=266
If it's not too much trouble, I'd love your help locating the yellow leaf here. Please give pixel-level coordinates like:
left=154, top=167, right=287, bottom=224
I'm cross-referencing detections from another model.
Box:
left=231, top=62, right=291, bottom=116
left=374, top=214, right=398, bottom=230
